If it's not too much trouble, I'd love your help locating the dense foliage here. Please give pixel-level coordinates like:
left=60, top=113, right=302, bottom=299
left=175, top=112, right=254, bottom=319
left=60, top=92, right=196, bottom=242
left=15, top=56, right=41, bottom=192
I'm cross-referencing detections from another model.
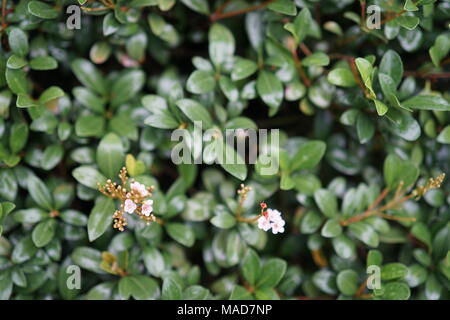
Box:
left=0, top=0, right=449, bottom=300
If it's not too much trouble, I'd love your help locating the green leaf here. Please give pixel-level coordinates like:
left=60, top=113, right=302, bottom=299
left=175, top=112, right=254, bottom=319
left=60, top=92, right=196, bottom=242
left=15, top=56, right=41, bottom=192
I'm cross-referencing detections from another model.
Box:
left=183, top=285, right=210, bottom=300
left=349, top=222, right=379, bottom=247
left=72, top=166, right=107, bottom=189
left=210, top=208, right=236, bottom=229
left=71, top=247, right=103, bottom=273
left=302, top=52, right=330, bottom=67
left=27, top=174, right=53, bottom=210
left=336, top=269, right=358, bottom=296
left=356, top=113, right=375, bottom=144
left=231, top=58, right=258, bottom=81
left=103, top=13, right=120, bottom=36
left=9, top=28, right=29, bottom=57
left=176, top=99, right=213, bottom=129
left=180, top=0, right=209, bottom=15
left=216, top=137, right=247, bottom=181
left=166, top=223, right=195, bottom=247
left=11, top=236, right=38, bottom=264
left=379, top=50, right=403, bottom=87
left=405, top=264, right=428, bottom=287
left=7, top=55, right=27, bottom=69
left=209, top=23, right=235, bottom=68
left=0, top=270, right=12, bottom=300
left=6, top=68, right=28, bottom=94
left=429, top=35, right=450, bottom=67
left=71, top=59, right=107, bottom=96
left=256, top=70, right=283, bottom=110
left=72, top=87, right=105, bottom=113
left=218, top=76, right=239, bottom=101
left=396, top=15, right=420, bottom=30
left=41, top=144, right=64, bottom=170
left=321, top=218, right=342, bottom=238
left=9, top=122, right=28, bottom=154
left=367, top=250, right=383, bottom=267
left=186, top=70, right=216, bottom=94
left=87, top=197, right=115, bottom=242
left=256, top=258, right=287, bottom=289
left=402, top=95, right=450, bottom=111
left=230, top=285, right=253, bottom=299
left=110, top=70, right=145, bottom=107
left=380, top=281, right=410, bottom=300
left=161, top=277, right=182, bottom=300
left=60, top=209, right=88, bottom=226
left=143, top=247, right=166, bottom=277
left=284, top=7, right=312, bottom=44
left=332, top=234, right=356, bottom=259
left=411, top=222, right=432, bottom=248
left=96, top=133, right=124, bottom=178
left=267, top=0, right=297, bottom=16
left=119, top=275, right=160, bottom=300
left=28, top=1, right=59, bottom=19
left=32, top=218, right=57, bottom=247
left=39, top=86, right=65, bottom=104
left=381, top=263, right=408, bottom=280
left=383, top=153, right=419, bottom=189
left=241, top=249, right=261, bottom=286
left=290, top=140, right=326, bottom=171
left=425, top=274, right=442, bottom=300
left=29, top=56, right=58, bottom=70
left=300, top=210, right=322, bottom=234
left=385, top=108, right=421, bottom=141
left=355, top=57, right=375, bottom=99
left=75, top=115, right=105, bottom=137
left=314, top=189, right=338, bottom=218
left=374, top=99, right=388, bottom=116
left=437, top=125, right=450, bottom=144
left=327, top=68, right=356, bottom=87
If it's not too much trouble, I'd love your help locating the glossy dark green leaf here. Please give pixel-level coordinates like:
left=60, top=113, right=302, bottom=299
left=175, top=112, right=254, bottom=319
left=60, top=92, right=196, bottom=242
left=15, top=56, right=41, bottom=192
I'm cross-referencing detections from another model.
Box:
left=87, top=197, right=115, bottom=242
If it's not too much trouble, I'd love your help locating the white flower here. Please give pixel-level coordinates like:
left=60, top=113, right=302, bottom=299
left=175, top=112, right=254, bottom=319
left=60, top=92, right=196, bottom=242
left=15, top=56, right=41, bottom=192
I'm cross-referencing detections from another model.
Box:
left=271, top=219, right=285, bottom=234
left=257, top=208, right=285, bottom=234
left=130, top=181, right=148, bottom=197
left=124, top=199, right=137, bottom=214
left=257, top=215, right=272, bottom=231
left=141, top=199, right=154, bottom=216
left=267, top=209, right=282, bottom=222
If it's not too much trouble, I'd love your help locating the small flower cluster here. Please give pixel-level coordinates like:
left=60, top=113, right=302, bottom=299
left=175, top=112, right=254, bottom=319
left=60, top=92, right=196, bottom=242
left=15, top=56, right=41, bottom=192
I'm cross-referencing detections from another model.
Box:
left=411, top=173, right=445, bottom=199
left=257, top=202, right=285, bottom=234
left=98, top=167, right=156, bottom=232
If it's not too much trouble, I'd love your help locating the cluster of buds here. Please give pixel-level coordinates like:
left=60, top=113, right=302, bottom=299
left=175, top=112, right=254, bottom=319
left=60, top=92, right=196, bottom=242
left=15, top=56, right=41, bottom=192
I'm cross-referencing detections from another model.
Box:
left=411, top=173, right=445, bottom=199
left=257, top=202, right=285, bottom=234
left=237, top=184, right=252, bottom=201
left=98, top=167, right=156, bottom=232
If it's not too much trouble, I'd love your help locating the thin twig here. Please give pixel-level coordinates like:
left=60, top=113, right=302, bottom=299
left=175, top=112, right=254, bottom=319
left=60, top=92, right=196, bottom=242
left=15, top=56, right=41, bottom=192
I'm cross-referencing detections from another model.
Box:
left=1, top=0, right=8, bottom=30
left=210, top=0, right=275, bottom=22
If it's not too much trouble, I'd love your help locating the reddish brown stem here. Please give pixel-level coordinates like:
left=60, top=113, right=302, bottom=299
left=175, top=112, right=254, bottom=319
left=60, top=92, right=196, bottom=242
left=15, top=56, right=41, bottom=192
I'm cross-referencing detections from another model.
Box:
left=1, top=0, right=8, bottom=30
left=360, top=0, right=366, bottom=27
left=379, top=9, right=407, bottom=26
left=299, top=43, right=312, bottom=56
left=290, top=47, right=311, bottom=87
left=210, top=0, right=275, bottom=22
left=404, top=71, right=450, bottom=79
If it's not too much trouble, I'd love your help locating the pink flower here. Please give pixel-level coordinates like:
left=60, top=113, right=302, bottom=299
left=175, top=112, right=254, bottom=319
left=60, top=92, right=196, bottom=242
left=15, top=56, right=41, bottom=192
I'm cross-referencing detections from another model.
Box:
left=271, top=219, right=285, bottom=234
left=141, top=199, right=154, bottom=216
left=124, top=199, right=137, bottom=214
left=267, top=209, right=282, bottom=222
left=130, top=181, right=148, bottom=197
left=257, top=216, right=272, bottom=231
